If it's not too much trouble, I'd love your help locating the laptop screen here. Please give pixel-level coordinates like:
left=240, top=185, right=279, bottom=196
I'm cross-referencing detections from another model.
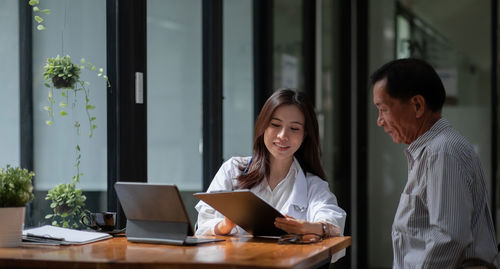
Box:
left=114, top=182, right=194, bottom=236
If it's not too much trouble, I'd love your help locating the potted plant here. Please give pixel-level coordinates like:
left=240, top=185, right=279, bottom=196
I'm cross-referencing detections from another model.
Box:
left=0, top=165, right=35, bottom=247
left=41, top=54, right=108, bottom=229
left=29, top=0, right=109, bottom=229
left=45, top=183, right=87, bottom=228
left=44, top=55, right=81, bottom=89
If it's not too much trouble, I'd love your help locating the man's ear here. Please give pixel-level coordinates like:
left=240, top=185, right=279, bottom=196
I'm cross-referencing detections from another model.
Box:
left=410, top=95, right=426, bottom=118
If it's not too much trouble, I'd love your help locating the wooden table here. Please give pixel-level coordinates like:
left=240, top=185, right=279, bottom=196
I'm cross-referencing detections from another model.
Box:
left=0, top=235, right=351, bottom=269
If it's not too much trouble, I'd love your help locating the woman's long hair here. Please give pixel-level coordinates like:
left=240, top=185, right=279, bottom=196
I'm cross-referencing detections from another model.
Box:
left=236, top=89, right=326, bottom=189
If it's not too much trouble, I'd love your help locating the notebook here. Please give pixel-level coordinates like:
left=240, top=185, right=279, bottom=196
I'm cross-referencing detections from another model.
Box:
left=114, top=182, right=224, bottom=246
left=194, top=190, right=286, bottom=236
left=22, top=225, right=112, bottom=245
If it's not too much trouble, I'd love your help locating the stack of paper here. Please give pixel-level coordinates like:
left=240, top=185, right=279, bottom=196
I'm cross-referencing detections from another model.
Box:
left=22, top=225, right=112, bottom=245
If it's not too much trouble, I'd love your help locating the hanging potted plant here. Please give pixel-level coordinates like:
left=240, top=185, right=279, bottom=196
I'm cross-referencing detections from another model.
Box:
left=0, top=165, right=35, bottom=247
left=29, top=0, right=110, bottom=229
left=43, top=55, right=81, bottom=89
left=42, top=54, right=109, bottom=228
left=45, top=182, right=87, bottom=229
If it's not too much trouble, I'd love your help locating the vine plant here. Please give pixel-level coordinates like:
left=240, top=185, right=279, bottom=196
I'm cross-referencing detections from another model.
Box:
left=29, top=0, right=50, bottom=30
left=29, top=0, right=110, bottom=228
left=41, top=55, right=109, bottom=228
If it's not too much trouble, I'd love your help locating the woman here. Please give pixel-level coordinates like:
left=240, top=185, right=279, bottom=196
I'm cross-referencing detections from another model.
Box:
left=195, top=89, right=346, bottom=243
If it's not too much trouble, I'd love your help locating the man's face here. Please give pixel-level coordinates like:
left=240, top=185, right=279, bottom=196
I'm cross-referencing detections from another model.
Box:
left=373, top=78, right=418, bottom=144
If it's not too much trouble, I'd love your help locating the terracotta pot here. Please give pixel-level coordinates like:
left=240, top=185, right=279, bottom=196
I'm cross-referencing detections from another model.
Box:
left=0, top=207, right=25, bottom=247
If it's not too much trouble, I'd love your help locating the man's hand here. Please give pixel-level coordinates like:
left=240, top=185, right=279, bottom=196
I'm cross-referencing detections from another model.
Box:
left=214, top=217, right=236, bottom=235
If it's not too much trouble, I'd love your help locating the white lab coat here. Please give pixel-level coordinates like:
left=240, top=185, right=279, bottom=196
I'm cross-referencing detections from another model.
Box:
left=195, top=156, right=347, bottom=262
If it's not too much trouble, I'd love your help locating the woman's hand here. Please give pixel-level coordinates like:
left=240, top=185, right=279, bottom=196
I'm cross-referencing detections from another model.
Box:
left=274, top=215, right=322, bottom=235
left=214, top=217, right=236, bottom=235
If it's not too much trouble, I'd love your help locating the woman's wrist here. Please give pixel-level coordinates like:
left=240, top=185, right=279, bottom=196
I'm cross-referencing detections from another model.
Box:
left=214, top=219, right=234, bottom=235
left=214, top=220, right=228, bottom=235
left=316, top=222, right=341, bottom=238
left=320, top=222, right=327, bottom=238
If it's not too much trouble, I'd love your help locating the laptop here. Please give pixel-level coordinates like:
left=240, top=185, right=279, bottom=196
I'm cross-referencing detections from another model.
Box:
left=114, top=182, right=224, bottom=246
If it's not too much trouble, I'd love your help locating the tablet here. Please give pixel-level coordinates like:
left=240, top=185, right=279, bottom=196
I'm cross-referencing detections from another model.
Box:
left=115, top=182, right=224, bottom=245
left=194, top=190, right=286, bottom=236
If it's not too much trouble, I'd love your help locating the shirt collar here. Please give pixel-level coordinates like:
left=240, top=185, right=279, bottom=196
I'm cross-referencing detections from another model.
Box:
left=406, top=117, right=450, bottom=160
left=288, top=157, right=308, bottom=209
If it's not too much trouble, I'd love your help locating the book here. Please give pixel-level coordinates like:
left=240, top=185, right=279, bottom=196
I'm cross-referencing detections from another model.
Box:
left=22, top=225, right=112, bottom=245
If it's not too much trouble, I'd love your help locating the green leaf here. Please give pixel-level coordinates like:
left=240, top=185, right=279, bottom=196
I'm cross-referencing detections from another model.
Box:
left=46, top=120, right=53, bottom=126
left=90, top=116, right=96, bottom=121
left=34, top=16, right=43, bottom=23
left=48, top=91, right=52, bottom=98
left=80, top=58, right=85, bottom=64
left=60, top=111, right=67, bottom=116
left=37, top=25, right=46, bottom=31
left=28, top=0, right=39, bottom=6
left=99, top=68, right=103, bottom=73
left=92, top=124, right=97, bottom=129
left=41, top=9, right=51, bottom=14
left=44, top=82, right=50, bottom=88
left=86, top=105, right=95, bottom=110
left=45, top=214, right=53, bottom=219
left=59, top=102, right=67, bottom=108
left=33, top=6, right=39, bottom=12
left=52, top=221, right=58, bottom=226
left=43, top=106, right=51, bottom=111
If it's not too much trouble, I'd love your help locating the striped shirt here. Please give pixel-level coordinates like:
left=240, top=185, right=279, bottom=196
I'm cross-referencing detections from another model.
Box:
left=392, top=118, right=498, bottom=268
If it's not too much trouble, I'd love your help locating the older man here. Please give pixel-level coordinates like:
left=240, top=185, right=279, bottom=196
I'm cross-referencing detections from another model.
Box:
left=371, top=58, right=497, bottom=268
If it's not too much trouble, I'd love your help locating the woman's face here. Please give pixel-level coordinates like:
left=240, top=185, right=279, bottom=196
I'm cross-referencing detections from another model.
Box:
left=263, top=105, right=305, bottom=163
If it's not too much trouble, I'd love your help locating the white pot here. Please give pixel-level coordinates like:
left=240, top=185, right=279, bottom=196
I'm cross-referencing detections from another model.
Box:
left=0, top=207, right=25, bottom=247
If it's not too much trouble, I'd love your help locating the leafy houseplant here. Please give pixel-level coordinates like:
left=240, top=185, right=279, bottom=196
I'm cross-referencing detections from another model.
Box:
left=43, top=54, right=108, bottom=138
left=0, top=165, right=35, bottom=247
left=44, top=55, right=81, bottom=89
left=45, top=183, right=87, bottom=228
left=0, top=165, right=35, bottom=208
left=42, top=54, right=109, bottom=229
left=29, top=0, right=110, bottom=229
left=28, top=0, right=50, bottom=31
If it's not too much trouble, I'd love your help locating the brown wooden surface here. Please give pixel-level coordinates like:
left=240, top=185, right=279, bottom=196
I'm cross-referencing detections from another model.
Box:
left=0, top=235, right=351, bottom=269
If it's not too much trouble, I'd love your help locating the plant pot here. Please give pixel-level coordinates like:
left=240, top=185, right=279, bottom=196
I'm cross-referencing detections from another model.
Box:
left=52, top=76, right=75, bottom=89
left=0, top=207, right=25, bottom=247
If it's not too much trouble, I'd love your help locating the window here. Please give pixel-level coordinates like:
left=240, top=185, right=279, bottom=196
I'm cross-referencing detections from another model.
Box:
left=0, top=0, right=20, bottom=167
left=147, top=0, right=203, bottom=190
left=31, top=0, right=107, bottom=225
left=223, top=0, right=253, bottom=160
